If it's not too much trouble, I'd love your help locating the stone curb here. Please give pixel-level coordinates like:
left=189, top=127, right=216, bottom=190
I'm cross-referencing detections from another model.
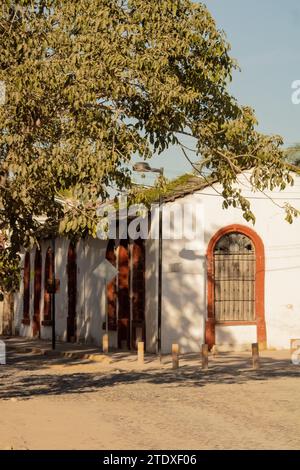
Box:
left=6, top=345, right=111, bottom=363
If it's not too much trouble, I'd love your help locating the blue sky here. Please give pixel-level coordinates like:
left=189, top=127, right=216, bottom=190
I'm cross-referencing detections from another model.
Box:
left=136, top=0, right=300, bottom=183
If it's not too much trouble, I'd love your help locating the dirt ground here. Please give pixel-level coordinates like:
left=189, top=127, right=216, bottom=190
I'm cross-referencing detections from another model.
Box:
left=0, top=342, right=300, bottom=450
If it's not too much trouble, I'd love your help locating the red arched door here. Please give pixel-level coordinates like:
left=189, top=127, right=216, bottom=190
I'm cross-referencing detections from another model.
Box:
left=33, top=249, right=42, bottom=337
left=117, top=240, right=130, bottom=349
left=106, top=239, right=117, bottom=332
left=67, top=241, right=77, bottom=342
left=105, top=239, right=146, bottom=350
left=42, top=247, right=54, bottom=326
left=22, top=252, right=31, bottom=325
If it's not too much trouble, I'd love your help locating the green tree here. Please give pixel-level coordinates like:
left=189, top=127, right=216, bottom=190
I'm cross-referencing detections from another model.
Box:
left=0, top=0, right=296, bottom=290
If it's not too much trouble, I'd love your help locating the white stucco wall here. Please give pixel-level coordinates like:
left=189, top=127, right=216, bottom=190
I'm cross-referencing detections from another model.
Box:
left=145, top=197, right=206, bottom=353
left=76, top=237, right=108, bottom=346
left=215, top=325, right=257, bottom=350
left=15, top=238, right=110, bottom=347
left=201, top=173, right=300, bottom=350
left=14, top=171, right=300, bottom=353
left=145, top=237, right=159, bottom=353
left=145, top=172, right=300, bottom=352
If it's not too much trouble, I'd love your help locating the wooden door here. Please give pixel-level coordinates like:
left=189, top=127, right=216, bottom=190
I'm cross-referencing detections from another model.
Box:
left=118, top=240, right=130, bottom=349
left=106, top=240, right=117, bottom=331
left=43, top=247, right=54, bottom=326
left=67, top=242, right=77, bottom=342
left=22, top=252, right=30, bottom=325
left=105, top=238, right=146, bottom=350
left=33, top=249, right=42, bottom=336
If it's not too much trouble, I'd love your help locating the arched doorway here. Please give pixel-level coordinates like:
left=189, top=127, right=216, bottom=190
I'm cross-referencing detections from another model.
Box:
left=106, top=239, right=117, bottom=332
left=117, top=240, right=130, bottom=349
left=206, top=225, right=266, bottom=350
left=105, top=239, right=146, bottom=350
left=42, top=247, right=54, bottom=326
left=22, top=252, right=31, bottom=325
left=67, top=241, right=77, bottom=342
left=33, top=249, right=42, bottom=337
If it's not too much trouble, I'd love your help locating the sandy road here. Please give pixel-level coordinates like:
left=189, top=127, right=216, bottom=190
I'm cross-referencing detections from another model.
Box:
left=0, top=348, right=299, bottom=450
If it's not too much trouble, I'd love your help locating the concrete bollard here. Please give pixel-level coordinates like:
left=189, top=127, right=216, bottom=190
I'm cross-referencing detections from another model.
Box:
left=172, top=344, right=179, bottom=369
left=201, top=344, right=209, bottom=370
left=252, top=342, right=259, bottom=369
left=102, top=334, right=109, bottom=354
left=138, top=342, right=144, bottom=365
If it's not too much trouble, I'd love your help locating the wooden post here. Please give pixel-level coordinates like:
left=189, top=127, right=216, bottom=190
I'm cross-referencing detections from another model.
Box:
left=252, top=342, right=259, bottom=369
left=103, top=334, right=109, bottom=354
left=172, top=344, right=179, bottom=369
left=202, top=344, right=208, bottom=370
left=291, top=339, right=300, bottom=365
left=291, top=339, right=300, bottom=354
left=138, top=342, right=144, bottom=365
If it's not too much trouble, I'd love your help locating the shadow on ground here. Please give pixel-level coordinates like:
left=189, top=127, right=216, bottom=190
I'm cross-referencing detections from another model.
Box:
left=0, top=348, right=299, bottom=400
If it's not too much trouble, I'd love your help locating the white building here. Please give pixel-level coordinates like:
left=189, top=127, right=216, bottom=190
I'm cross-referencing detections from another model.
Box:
left=13, top=171, right=300, bottom=353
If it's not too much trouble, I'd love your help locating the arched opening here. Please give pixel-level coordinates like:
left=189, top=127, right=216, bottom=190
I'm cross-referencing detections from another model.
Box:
left=22, top=252, right=31, bottom=325
left=131, top=238, right=146, bottom=348
left=106, top=239, right=117, bottom=332
left=42, top=247, right=54, bottom=326
left=105, top=238, right=146, bottom=350
left=33, top=249, right=42, bottom=336
left=117, top=240, right=130, bottom=349
left=206, top=225, right=266, bottom=350
left=67, top=241, right=77, bottom=342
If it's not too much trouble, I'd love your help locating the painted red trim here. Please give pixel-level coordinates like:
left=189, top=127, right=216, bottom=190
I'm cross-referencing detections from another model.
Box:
left=23, top=252, right=30, bottom=323
left=215, top=321, right=257, bottom=327
left=105, top=238, right=146, bottom=350
left=67, top=241, right=77, bottom=342
left=43, top=247, right=54, bottom=322
left=33, top=249, right=42, bottom=337
left=105, top=239, right=117, bottom=331
left=206, top=224, right=266, bottom=350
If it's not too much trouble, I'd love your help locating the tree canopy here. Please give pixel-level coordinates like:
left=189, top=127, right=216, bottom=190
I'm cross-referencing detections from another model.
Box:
left=0, top=0, right=296, bottom=290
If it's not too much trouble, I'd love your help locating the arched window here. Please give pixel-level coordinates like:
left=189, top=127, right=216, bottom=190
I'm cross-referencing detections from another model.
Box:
left=213, top=233, right=255, bottom=322
left=43, top=247, right=54, bottom=325
left=22, top=252, right=30, bottom=325
left=206, top=225, right=266, bottom=349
